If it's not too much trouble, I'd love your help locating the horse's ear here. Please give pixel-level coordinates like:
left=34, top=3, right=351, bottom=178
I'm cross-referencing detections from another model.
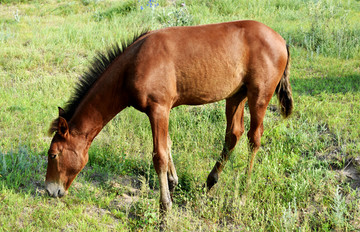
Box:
left=58, top=117, right=69, bottom=138
left=58, top=107, right=65, bottom=117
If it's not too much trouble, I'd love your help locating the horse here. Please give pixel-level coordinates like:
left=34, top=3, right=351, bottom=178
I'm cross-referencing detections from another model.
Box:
left=45, top=20, right=293, bottom=213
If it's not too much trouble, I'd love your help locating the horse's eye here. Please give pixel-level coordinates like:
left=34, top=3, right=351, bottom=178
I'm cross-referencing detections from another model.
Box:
left=49, top=154, right=57, bottom=159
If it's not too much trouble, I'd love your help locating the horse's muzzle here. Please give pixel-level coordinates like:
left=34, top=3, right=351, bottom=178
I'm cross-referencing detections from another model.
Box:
left=45, top=182, right=67, bottom=198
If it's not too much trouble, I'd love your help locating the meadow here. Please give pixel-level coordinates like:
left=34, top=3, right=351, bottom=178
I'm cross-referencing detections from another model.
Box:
left=0, top=0, right=360, bottom=231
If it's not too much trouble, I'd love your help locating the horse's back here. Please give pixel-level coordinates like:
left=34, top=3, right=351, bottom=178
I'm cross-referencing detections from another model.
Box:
left=128, top=20, right=288, bottom=109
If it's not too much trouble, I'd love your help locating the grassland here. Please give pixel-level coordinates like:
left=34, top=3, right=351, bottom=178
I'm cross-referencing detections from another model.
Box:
left=1, top=0, right=360, bottom=231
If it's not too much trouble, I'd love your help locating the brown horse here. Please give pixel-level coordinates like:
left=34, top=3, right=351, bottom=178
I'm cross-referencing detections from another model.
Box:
left=45, top=20, right=293, bottom=212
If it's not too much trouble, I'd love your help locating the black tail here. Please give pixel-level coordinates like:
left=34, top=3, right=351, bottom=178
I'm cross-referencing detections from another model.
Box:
left=276, top=45, right=293, bottom=118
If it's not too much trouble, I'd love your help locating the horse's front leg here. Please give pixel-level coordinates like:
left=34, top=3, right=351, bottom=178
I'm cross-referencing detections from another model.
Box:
left=167, top=135, right=178, bottom=196
left=148, top=104, right=172, bottom=212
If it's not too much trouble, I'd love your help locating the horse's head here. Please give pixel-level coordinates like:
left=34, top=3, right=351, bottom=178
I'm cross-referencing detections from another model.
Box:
left=45, top=108, right=89, bottom=197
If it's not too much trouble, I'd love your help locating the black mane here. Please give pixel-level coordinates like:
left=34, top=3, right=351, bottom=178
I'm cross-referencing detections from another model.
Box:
left=49, top=31, right=148, bottom=134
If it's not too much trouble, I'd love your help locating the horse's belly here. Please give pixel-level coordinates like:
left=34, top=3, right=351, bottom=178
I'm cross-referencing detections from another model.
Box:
left=174, top=46, right=246, bottom=105
left=175, top=70, right=245, bottom=105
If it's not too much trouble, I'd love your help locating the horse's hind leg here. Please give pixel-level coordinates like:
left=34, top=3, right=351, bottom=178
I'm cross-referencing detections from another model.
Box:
left=206, top=94, right=247, bottom=190
left=245, top=87, right=274, bottom=187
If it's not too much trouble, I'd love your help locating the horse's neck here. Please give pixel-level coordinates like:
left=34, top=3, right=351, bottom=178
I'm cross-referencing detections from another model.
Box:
left=69, top=64, right=127, bottom=142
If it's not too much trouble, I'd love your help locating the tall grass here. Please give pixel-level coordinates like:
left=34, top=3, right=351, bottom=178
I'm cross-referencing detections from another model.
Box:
left=285, top=0, right=360, bottom=59
left=0, top=0, right=360, bottom=230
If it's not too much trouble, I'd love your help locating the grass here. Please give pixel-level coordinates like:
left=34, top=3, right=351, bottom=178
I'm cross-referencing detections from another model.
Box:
left=1, top=0, right=360, bottom=231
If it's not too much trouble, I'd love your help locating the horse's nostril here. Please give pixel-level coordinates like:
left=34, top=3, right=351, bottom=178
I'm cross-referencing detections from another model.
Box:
left=45, top=183, right=65, bottom=198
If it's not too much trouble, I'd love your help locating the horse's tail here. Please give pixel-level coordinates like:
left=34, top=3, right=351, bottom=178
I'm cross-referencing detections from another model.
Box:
left=276, top=44, right=293, bottom=118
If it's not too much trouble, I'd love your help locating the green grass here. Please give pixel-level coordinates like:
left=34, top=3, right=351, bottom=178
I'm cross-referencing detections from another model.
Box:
left=1, top=0, right=360, bottom=231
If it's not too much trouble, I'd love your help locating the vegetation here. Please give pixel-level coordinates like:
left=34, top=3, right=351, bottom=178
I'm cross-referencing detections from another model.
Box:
left=1, top=0, right=359, bottom=230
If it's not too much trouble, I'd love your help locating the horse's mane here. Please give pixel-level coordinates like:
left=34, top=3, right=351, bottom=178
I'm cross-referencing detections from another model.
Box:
left=49, top=31, right=149, bottom=135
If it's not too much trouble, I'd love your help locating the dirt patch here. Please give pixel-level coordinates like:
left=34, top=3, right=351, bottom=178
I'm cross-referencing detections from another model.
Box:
left=338, top=158, right=360, bottom=189
left=312, top=123, right=360, bottom=190
left=110, top=193, right=140, bottom=212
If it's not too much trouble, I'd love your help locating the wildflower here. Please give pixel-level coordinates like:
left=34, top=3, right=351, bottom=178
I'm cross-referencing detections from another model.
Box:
left=140, top=0, right=159, bottom=10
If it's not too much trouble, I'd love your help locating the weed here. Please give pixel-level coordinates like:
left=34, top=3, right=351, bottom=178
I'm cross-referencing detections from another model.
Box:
left=281, top=198, right=298, bottom=231
left=13, top=9, right=20, bottom=22
left=157, top=2, right=193, bottom=27
left=331, top=186, right=347, bottom=230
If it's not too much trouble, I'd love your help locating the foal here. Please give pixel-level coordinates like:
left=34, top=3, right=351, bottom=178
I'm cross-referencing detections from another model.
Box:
left=45, top=20, right=293, bottom=212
